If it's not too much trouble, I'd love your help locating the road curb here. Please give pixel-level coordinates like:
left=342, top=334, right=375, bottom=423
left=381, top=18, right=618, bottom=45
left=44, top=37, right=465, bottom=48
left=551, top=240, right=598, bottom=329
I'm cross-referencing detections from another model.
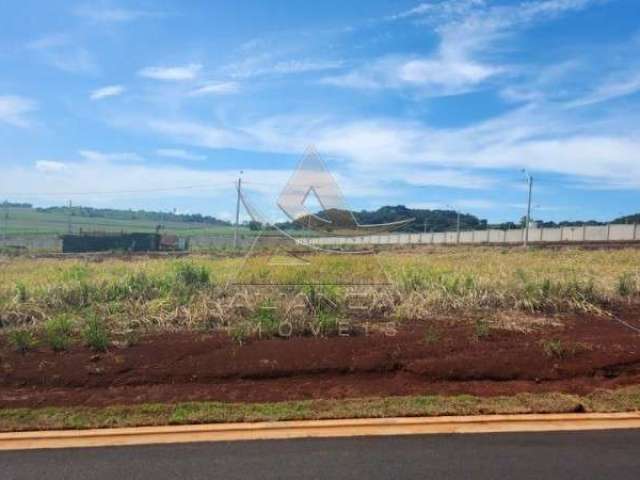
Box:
left=1, top=412, right=640, bottom=451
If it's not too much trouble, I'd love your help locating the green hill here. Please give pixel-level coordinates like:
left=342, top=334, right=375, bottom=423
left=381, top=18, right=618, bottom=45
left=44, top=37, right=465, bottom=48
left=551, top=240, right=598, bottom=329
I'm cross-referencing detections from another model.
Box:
left=1, top=201, right=635, bottom=238
left=0, top=203, right=243, bottom=237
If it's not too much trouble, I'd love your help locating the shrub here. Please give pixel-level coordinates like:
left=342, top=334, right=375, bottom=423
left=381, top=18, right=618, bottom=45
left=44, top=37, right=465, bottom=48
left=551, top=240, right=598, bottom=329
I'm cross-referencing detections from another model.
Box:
left=398, top=268, right=430, bottom=292
left=251, top=300, right=280, bottom=338
left=104, top=272, right=163, bottom=302
left=63, top=264, right=90, bottom=282
left=8, top=329, right=37, bottom=353
left=423, top=325, right=441, bottom=345
left=44, top=315, right=74, bottom=351
left=541, top=338, right=566, bottom=359
left=14, top=282, right=28, bottom=303
left=473, top=318, right=491, bottom=340
left=55, top=280, right=96, bottom=308
left=617, top=273, right=637, bottom=298
left=173, top=262, right=211, bottom=289
left=229, top=322, right=250, bottom=345
left=83, top=315, right=110, bottom=352
left=311, top=311, right=339, bottom=337
left=300, top=285, right=341, bottom=314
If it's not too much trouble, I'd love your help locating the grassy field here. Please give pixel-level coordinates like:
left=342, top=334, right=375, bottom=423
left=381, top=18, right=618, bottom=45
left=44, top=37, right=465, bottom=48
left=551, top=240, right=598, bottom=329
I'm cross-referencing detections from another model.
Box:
left=2, top=387, right=640, bottom=432
left=0, top=247, right=639, bottom=350
left=0, top=206, right=249, bottom=237
left=2, top=247, right=640, bottom=429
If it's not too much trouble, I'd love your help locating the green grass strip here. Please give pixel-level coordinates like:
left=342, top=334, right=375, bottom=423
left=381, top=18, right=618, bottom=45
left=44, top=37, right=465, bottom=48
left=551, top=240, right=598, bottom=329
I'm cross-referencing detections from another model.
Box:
left=2, top=387, right=640, bottom=432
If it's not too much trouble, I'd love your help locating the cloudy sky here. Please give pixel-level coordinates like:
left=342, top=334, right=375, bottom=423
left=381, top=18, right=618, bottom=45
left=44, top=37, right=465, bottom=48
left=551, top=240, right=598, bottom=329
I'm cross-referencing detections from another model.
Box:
left=1, top=0, right=639, bottom=223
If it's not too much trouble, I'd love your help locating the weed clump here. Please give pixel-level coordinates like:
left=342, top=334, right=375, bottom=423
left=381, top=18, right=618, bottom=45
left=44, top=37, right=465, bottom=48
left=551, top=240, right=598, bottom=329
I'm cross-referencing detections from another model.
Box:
left=63, top=264, right=90, bottom=282
left=14, top=283, right=28, bottom=303
left=44, top=315, right=74, bottom=351
left=398, top=268, right=430, bottom=293
left=8, top=329, right=37, bottom=353
left=300, top=285, right=341, bottom=314
left=250, top=300, right=281, bottom=338
left=310, top=311, right=339, bottom=337
left=617, top=273, right=637, bottom=298
left=473, top=318, right=491, bottom=340
left=83, top=315, right=110, bottom=352
left=229, top=322, right=250, bottom=345
left=173, top=262, right=211, bottom=289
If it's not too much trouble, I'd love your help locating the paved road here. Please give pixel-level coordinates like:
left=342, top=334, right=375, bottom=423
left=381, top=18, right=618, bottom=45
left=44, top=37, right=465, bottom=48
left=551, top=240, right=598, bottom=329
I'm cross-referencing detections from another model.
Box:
left=2, top=430, right=640, bottom=479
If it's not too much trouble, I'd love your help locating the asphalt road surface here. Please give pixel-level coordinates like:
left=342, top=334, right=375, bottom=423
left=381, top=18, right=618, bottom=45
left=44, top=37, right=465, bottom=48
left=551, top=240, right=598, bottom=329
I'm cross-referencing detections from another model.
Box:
left=2, top=430, right=640, bottom=479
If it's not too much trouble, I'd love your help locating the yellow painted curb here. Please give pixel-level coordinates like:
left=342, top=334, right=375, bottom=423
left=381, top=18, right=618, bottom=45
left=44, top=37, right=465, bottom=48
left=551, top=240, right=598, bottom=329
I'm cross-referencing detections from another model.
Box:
left=1, top=412, right=640, bottom=451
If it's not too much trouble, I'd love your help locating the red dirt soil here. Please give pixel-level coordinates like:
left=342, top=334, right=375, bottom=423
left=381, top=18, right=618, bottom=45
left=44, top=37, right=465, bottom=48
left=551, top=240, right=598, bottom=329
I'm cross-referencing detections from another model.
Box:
left=2, top=307, right=640, bottom=408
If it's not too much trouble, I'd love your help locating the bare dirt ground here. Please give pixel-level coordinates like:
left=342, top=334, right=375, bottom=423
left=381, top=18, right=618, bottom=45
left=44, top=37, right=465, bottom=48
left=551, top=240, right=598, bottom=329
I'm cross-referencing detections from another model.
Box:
left=1, top=306, right=640, bottom=409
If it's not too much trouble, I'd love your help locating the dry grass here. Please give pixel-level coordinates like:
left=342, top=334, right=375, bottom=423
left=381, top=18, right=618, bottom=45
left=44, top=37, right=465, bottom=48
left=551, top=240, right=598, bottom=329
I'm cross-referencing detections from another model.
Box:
left=1, top=248, right=639, bottom=339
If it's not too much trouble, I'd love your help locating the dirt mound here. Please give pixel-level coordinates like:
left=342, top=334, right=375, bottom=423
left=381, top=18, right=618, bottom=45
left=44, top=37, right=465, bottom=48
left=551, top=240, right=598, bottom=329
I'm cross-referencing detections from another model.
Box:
left=1, top=309, right=640, bottom=408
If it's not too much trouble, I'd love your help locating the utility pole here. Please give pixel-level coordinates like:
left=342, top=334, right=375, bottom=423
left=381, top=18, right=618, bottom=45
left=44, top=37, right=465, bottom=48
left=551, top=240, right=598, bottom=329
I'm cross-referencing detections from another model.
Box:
left=67, top=200, right=73, bottom=234
left=523, top=170, right=533, bottom=248
left=233, top=172, right=243, bottom=249
left=446, top=204, right=461, bottom=244
left=1, top=201, right=7, bottom=245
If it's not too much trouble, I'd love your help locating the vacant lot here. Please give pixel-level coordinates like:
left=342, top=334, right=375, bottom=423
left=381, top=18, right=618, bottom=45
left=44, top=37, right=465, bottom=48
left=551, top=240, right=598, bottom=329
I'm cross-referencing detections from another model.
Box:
left=1, top=247, right=639, bottom=420
left=2, top=247, right=639, bottom=329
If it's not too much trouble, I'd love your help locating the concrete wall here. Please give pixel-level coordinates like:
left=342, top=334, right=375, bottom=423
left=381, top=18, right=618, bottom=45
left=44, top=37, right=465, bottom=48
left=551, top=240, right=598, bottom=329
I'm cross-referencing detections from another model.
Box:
left=305, top=224, right=640, bottom=247
left=4, top=223, right=639, bottom=252
left=0, top=235, right=62, bottom=252
left=188, top=234, right=287, bottom=251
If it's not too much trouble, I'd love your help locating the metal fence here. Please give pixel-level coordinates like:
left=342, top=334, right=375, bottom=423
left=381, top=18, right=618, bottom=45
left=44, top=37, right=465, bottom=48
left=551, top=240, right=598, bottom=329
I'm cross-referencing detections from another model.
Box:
left=301, top=224, right=640, bottom=247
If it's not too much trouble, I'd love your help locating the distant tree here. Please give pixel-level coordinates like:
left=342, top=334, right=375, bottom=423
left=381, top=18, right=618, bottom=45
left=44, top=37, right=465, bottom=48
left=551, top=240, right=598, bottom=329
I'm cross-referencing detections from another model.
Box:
left=248, top=220, right=263, bottom=231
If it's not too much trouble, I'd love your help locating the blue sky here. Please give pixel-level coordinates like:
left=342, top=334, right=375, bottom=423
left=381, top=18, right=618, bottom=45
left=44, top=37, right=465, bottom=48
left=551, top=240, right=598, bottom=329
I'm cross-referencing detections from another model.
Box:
left=1, top=0, right=639, bottom=223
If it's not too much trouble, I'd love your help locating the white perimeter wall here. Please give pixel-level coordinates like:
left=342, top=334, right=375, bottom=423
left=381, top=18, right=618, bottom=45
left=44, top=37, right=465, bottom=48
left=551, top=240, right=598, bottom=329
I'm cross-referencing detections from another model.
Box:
left=303, top=224, right=640, bottom=247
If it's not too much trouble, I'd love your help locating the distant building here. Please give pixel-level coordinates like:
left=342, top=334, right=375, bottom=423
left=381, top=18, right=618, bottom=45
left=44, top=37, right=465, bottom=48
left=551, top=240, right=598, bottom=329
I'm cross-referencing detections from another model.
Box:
left=62, top=233, right=159, bottom=253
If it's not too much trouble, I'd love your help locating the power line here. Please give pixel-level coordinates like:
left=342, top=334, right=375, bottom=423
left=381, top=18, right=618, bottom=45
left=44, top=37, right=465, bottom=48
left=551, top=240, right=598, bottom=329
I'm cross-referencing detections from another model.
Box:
left=1, top=182, right=235, bottom=198
left=3, top=216, right=224, bottom=231
left=241, top=180, right=285, bottom=187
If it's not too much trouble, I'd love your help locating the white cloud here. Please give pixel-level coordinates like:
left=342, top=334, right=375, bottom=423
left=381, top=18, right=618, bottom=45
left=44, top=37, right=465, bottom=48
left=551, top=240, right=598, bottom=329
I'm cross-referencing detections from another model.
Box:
left=389, top=0, right=486, bottom=21
left=0, top=95, right=36, bottom=127
left=90, top=85, right=125, bottom=100
left=397, top=169, right=496, bottom=189
left=27, top=34, right=97, bottom=74
left=398, top=58, right=498, bottom=87
left=74, top=5, right=160, bottom=23
left=189, top=82, right=239, bottom=96
left=325, top=0, right=601, bottom=95
left=138, top=64, right=202, bottom=81
left=1, top=158, right=290, bottom=211
left=35, top=161, right=67, bottom=173
left=407, top=198, right=497, bottom=211
left=455, top=199, right=497, bottom=210
left=156, top=148, right=206, bottom=161
left=269, top=60, right=343, bottom=75
left=223, top=57, right=343, bottom=79
left=145, top=119, right=254, bottom=150
left=322, top=55, right=501, bottom=94
left=567, top=70, right=640, bottom=108
left=129, top=101, right=640, bottom=190
left=79, top=150, right=144, bottom=163
left=320, top=71, right=382, bottom=90
left=26, top=33, right=69, bottom=50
